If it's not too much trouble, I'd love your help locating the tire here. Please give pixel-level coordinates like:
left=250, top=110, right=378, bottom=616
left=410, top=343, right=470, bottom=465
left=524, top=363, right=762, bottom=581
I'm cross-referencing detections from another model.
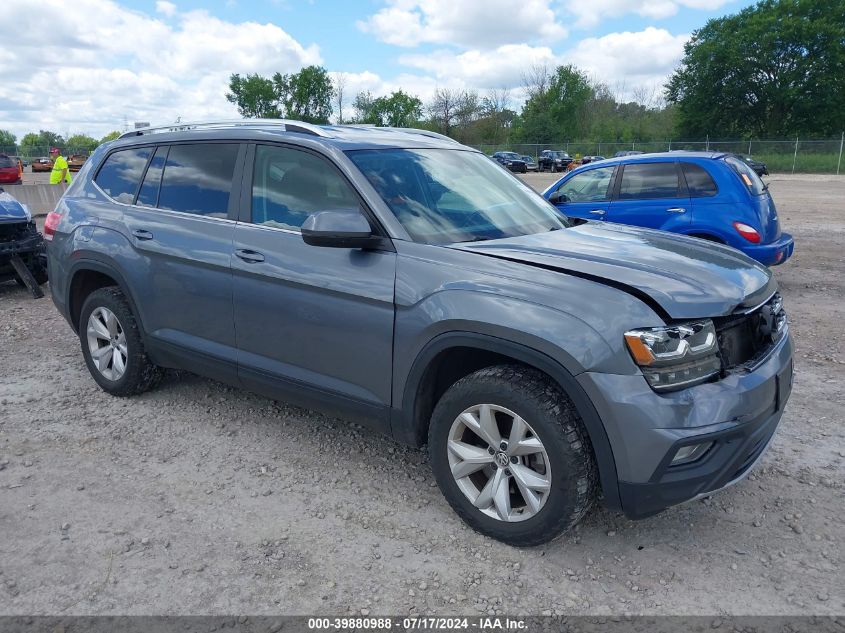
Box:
left=429, top=365, right=598, bottom=546
left=79, top=287, right=162, bottom=397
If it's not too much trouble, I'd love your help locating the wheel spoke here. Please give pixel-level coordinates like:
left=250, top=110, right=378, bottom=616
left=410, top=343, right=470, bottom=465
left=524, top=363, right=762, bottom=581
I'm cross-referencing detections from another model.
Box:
left=474, top=467, right=504, bottom=510
left=88, top=318, right=110, bottom=340
left=105, top=311, right=119, bottom=337
left=509, top=436, right=544, bottom=456
left=513, top=475, right=542, bottom=514
left=112, top=348, right=126, bottom=376
left=510, top=463, right=550, bottom=492
left=508, top=414, right=529, bottom=446
left=493, top=472, right=512, bottom=521
left=449, top=441, right=494, bottom=479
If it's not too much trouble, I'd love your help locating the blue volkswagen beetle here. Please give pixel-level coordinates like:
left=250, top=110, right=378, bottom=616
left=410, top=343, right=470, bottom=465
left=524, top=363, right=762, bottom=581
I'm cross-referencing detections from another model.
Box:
left=543, top=152, right=794, bottom=266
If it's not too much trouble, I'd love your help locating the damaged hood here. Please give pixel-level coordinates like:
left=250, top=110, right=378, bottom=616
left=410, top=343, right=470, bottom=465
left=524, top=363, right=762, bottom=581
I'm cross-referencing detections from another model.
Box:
left=0, top=190, right=31, bottom=223
left=450, top=222, right=775, bottom=319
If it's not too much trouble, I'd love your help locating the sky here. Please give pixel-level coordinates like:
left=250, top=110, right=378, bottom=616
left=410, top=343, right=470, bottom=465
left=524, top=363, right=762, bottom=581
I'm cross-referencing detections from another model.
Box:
left=1, top=0, right=756, bottom=141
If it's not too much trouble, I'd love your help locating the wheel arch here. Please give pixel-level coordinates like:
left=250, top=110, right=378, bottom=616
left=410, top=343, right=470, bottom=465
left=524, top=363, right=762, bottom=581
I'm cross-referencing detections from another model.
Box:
left=393, top=332, right=622, bottom=511
left=67, top=259, right=144, bottom=336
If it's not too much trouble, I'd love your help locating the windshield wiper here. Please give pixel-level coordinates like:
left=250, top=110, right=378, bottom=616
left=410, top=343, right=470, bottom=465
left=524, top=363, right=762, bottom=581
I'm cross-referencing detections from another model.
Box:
left=455, top=236, right=490, bottom=243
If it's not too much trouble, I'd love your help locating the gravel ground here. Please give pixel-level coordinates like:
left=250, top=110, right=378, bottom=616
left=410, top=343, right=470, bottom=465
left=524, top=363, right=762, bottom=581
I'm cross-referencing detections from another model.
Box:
left=0, top=174, right=842, bottom=616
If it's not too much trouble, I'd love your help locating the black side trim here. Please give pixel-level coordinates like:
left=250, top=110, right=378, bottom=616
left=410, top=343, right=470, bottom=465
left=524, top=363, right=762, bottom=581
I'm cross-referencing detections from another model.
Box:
left=240, top=366, right=392, bottom=436
left=393, top=332, right=622, bottom=512
left=467, top=252, right=672, bottom=323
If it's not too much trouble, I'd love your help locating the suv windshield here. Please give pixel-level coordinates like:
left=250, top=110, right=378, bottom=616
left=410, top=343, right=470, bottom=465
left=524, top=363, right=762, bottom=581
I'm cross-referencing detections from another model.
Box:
left=348, top=148, right=567, bottom=244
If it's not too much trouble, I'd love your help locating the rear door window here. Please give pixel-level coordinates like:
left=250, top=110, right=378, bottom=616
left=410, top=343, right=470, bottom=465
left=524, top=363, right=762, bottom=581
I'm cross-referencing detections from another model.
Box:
left=618, top=163, right=681, bottom=200
left=157, top=143, right=239, bottom=217
left=681, top=163, right=718, bottom=197
left=95, top=147, right=153, bottom=203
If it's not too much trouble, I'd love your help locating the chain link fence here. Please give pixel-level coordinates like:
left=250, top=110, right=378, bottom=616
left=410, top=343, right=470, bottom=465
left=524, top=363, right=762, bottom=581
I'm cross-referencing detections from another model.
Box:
left=472, top=135, right=845, bottom=174
left=0, top=146, right=95, bottom=161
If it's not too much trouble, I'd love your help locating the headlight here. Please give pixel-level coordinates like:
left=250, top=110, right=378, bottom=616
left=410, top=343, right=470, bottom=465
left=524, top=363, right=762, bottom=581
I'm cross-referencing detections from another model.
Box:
left=624, top=320, right=720, bottom=392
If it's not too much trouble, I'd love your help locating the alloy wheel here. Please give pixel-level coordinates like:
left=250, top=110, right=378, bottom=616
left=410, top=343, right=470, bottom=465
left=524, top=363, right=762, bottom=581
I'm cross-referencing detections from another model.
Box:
left=86, top=307, right=128, bottom=381
left=447, top=404, right=552, bottom=522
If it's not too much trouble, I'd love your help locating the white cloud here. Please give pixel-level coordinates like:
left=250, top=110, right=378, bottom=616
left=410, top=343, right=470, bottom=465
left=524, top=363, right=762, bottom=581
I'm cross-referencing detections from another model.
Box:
left=358, top=0, right=566, bottom=49
left=0, top=0, right=321, bottom=139
left=399, top=45, right=558, bottom=90
left=564, top=27, right=688, bottom=100
left=565, top=0, right=731, bottom=29
left=155, top=1, right=177, bottom=17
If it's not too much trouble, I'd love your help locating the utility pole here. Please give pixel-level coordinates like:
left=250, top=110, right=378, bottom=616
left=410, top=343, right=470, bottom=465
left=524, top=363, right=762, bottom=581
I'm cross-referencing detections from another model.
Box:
left=706, top=135, right=710, bottom=151
left=791, top=136, right=799, bottom=174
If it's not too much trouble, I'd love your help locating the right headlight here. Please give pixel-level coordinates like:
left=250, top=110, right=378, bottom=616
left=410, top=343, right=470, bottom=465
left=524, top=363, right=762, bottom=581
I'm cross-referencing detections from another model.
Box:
left=624, top=320, right=721, bottom=392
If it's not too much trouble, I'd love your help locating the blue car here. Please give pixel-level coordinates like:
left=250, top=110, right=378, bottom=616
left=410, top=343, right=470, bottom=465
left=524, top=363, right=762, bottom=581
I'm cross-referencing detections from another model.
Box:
left=543, top=152, right=794, bottom=266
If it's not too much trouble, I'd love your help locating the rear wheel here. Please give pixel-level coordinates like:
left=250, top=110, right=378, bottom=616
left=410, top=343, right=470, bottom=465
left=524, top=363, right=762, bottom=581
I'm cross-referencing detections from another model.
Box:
left=429, top=365, right=598, bottom=546
left=79, top=287, right=162, bottom=396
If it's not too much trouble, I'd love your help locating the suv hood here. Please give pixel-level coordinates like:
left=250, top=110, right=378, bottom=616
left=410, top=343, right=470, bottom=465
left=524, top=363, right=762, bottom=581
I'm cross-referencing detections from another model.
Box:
left=0, top=190, right=31, bottom=223
left=451, top=222, right=775, bottom=320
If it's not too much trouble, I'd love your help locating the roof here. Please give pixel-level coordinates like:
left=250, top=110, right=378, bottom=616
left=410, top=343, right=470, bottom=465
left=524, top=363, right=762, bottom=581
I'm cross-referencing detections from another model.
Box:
left=595, top=150, right=728, bottom=167
left=114, top=119, right=464, bottom=151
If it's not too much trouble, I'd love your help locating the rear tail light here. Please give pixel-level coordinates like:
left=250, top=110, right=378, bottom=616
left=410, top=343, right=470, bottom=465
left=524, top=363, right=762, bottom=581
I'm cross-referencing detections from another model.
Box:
left=43, top=211, right=62, bottom=241
left=733, top=221, right=761, bottom=244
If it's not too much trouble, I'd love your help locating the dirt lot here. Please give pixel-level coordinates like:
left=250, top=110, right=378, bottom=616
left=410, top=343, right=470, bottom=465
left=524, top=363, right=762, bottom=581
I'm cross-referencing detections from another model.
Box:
left=0, top=174, right=842, bottom=616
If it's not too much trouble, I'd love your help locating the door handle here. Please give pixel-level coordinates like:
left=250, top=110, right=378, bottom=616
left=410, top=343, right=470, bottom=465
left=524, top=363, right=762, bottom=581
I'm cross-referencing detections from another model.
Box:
left=235, top=249, right=265, bottom=263
left=667, top=207, right=686, bottom=213
left=131, top=229, right=154, bottom=240
left=589, top=209, right=606, bottom=216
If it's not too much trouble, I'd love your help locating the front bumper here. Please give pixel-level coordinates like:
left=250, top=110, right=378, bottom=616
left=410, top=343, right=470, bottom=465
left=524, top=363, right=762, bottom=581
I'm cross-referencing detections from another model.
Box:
left=578, top=329, right=793, bottom=519
left=743, top=232, right=794, bottom=266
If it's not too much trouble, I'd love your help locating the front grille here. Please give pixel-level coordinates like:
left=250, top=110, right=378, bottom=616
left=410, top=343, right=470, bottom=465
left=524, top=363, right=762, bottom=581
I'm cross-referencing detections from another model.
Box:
left=715, top=293, right=786, bottom=371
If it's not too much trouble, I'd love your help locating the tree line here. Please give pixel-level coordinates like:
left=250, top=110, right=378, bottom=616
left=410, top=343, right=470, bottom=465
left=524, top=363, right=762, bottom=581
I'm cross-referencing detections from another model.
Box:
left=225, top=0, right=843, bottom=143
left=3, top=0, right=840, bottom=153
left=0, top=129, right=121, bottom=155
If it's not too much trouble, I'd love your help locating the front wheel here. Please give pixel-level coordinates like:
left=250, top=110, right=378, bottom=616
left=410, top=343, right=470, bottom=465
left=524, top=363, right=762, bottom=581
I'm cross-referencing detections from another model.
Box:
left=429, top=365, right=598, bottom=546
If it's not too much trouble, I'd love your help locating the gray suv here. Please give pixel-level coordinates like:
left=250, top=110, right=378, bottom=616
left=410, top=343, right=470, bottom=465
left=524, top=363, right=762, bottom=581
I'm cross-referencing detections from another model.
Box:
left=45, top=120, right=793, bottom=546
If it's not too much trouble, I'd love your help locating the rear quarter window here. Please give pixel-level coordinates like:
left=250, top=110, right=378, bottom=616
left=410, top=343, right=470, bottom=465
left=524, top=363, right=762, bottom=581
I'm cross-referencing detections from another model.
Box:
left=725, top=156, right=765, bottom=195
left=95, top=147, right=153, bottom=203
left=681, top=163, right=718, bottom=197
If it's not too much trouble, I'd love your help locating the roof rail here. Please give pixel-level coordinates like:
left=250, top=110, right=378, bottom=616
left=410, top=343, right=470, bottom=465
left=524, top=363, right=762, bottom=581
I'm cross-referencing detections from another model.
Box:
left=339, top=123, right=460, bottom=145
left=118, top=119, right=331, bottom=139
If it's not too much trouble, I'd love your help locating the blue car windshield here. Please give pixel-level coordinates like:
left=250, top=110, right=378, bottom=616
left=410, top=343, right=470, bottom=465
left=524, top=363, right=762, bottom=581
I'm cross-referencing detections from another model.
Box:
left=347, top=148, right=568, bottom=244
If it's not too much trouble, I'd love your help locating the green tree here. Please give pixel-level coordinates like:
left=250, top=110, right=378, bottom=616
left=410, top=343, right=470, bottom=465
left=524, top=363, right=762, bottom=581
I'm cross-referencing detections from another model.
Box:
left=666, top=0, right=845, bottom=137
left=515, top=65, right=594, bottom=143
left=0, top=129, right=16, bottom=149
left=227, top=73, right=281, bottom=118
left=20, top=130, right=65, bottom=155
left=354, top=90, right=423, bottom=127
left=66, top=134, right=98, bottom=153
left=272, top=65, right=334, bottom=124
left=100, top=131, right=121, bottom=144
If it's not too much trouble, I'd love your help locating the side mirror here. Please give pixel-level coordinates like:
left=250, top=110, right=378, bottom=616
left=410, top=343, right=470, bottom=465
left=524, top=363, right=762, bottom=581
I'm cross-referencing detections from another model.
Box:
left=548, top=190, right=569, bottom=205
left=301, top=209, right=379, bottom=249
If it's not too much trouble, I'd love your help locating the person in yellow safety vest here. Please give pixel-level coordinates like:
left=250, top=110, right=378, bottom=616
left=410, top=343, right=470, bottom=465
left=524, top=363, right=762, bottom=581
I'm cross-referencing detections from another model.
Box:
left=49, top=147, right=72, bottom=185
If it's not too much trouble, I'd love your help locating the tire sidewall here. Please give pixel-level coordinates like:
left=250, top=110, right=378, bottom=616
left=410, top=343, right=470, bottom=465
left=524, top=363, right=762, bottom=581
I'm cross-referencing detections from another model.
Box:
left=429, top=371, right=593, bottom=546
